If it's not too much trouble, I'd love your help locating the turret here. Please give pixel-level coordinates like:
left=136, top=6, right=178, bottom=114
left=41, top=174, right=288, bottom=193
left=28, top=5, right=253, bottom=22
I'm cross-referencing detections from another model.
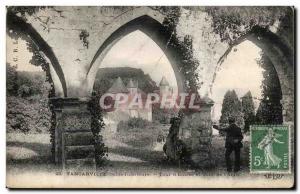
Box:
left=127, top=79, right=138, bottom=94
left=159, top=76, right=170, bottom=95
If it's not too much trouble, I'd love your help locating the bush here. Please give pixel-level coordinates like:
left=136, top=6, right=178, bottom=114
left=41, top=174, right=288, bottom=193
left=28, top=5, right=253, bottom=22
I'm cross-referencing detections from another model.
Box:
left=117, top=117, right=150, bottom=132
left=6, top=96, right=51, bottom=133
left=152, top=106, right=177, bottom=124
left=17, top=85, right=32, bottom=97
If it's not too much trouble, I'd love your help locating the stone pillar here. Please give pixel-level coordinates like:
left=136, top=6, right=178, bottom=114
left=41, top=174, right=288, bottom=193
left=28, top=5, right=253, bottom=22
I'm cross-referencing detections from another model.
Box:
left=50, top=97, right=96, bottom=171
left=178, top=96, right=214, bottom=168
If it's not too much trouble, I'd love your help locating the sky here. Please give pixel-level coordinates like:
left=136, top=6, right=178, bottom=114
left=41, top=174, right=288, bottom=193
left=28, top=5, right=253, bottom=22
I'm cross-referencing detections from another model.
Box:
left=7, top=31, right=178, bottom=88
left=7, top=32, right=264, bottom=121
left=6, top=35, right=42, bottom=72
left=99, top=30, right=178, bottom=88
left=101, top=31, right=265, bottom=122
left=211, top=40, right=264, bottom=121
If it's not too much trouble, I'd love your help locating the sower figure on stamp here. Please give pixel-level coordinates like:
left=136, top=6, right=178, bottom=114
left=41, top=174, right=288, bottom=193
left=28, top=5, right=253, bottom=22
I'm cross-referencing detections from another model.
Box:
left=213, top=117, right=243, bottom=172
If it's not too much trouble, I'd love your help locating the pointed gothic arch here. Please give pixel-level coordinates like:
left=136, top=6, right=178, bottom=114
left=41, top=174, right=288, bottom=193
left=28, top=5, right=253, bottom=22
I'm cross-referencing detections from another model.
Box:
left=86, top=15, right=187, bottom=94
left=7, top=12, right=67, bottom=97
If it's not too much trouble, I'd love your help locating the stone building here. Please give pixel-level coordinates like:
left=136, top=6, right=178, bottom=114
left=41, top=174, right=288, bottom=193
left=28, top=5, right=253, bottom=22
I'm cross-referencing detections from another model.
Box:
left=6, top=6, right=294, bottom=169
left=106, top=77, right=152, bottom=122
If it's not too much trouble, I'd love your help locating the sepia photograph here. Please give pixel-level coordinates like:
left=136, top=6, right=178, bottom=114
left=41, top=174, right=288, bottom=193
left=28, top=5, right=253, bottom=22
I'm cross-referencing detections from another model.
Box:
left=5, top=4, right=295, bottom=189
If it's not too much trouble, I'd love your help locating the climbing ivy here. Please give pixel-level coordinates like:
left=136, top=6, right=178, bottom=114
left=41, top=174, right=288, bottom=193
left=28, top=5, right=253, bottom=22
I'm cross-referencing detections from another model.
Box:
left=79, top=30, right=90, bottom=49
left=7, top=6, right=49, bottom=18
left=205, top=6, right=290, bottom=44
left=89, top=92, right=108, bottom=168
left=7, top=7, right=56, bottom=159
left=160, top=7, right=201, bottom=92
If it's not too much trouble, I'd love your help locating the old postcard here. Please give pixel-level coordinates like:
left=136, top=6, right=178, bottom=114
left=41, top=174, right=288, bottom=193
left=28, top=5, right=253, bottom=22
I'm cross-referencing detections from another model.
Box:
left=6, top=6, right=295, bottom=188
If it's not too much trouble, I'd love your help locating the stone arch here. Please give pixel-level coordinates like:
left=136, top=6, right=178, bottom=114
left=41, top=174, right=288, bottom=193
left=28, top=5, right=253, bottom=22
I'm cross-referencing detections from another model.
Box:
left=7, top=12, right=67, bottom=97
left=215, top=26, right=294, bottom=123
left=86, top=15, right=186, bottom=94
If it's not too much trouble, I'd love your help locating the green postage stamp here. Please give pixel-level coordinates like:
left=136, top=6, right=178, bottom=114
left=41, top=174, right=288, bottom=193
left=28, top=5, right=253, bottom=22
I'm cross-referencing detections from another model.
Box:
left=250, top=125, right=291, bottom=174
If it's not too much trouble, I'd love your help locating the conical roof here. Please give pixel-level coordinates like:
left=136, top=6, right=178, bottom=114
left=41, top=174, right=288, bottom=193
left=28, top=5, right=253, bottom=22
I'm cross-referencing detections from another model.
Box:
left=107, top=77, right=129, bottom=93
left=127, top=79, right=137, bottom=88
left=159, top=76, right=169, bottom=86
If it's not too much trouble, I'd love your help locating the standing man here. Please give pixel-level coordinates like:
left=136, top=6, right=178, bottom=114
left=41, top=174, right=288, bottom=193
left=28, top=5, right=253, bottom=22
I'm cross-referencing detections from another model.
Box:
left=213, top=117, right=243, bottom=172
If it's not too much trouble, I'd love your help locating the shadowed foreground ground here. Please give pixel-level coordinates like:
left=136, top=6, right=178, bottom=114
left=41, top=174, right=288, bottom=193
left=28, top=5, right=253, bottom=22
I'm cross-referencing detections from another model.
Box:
left=6, top=131, right=250, bottom=175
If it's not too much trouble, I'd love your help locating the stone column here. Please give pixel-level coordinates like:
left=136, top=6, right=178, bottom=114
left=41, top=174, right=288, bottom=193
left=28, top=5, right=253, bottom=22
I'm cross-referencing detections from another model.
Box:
left=178, top=96, right=214, bottom=168
left=50, top=97, right=96, bottom=171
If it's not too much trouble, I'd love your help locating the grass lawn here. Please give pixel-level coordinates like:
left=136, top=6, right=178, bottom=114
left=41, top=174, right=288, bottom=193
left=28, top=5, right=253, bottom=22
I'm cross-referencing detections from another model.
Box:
left=7, top=133, right=59, bottom=175
left=7, top=129, right=251, bottom=175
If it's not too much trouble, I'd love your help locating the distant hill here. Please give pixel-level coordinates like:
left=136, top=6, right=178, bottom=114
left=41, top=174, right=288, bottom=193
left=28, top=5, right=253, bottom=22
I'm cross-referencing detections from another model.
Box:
left=93, top=67, right=159, bottom=95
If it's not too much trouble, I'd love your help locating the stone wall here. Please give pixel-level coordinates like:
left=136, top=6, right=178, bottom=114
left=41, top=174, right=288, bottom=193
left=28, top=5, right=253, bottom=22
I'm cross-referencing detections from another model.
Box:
left=10, top=6, right=294, bottom=168
left=177, top=98, right=214, bottom=167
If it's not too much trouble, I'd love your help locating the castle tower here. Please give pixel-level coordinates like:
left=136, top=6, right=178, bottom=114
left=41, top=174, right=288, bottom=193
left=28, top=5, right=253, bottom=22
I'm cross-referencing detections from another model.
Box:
left=159, top=76, right=170, bottom=95
left=127, top=79, right=138, bottom=94
left=107, top=77, right=128, bottom=94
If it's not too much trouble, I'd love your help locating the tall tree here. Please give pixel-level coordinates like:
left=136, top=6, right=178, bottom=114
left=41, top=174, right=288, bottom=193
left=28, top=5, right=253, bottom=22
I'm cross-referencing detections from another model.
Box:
left=241, top=91, right=256, bottom=132
left=219, top=90, right=244, bottom=133
left=256, top=53, right=283, bottom=124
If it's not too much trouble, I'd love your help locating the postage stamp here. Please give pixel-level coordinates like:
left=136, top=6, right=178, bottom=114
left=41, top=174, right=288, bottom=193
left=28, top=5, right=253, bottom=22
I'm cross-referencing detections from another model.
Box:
left=250, top=125, right=291, bottom=174
left=6, top=6, right=295, bottom=188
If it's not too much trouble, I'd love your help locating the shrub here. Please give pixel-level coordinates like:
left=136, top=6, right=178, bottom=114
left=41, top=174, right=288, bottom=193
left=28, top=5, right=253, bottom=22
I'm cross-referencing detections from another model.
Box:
left=6, top=96, right=51, bottom=133
left=117, top=117, right=150, bottom=132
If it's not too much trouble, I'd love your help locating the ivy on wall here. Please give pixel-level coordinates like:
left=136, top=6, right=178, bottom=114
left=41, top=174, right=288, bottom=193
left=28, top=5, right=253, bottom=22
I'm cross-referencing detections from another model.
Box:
left=79, top=30, right=90, bottom=49
left=7, top=7, right=57, bottom=160
left=158, top=6, right=201, bottom=92
left=205, top=7, right=290, bottom=44
left=89, top=92, right=108, bottom=167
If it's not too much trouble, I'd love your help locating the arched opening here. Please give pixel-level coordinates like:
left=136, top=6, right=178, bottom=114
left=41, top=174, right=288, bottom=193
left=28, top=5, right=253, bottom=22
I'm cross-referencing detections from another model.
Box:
left=212, top=40, right=283, bottom=133
left=212, top=26, right=293, bottom=127
left=6, top=14, right=66, bottom=172
left=210, top=29, right=292, bottom=171
left=86, top=15, right=186, bottom=95
left=91, top=29, right=180, bottom=170
left=6, top=12, right=67, bottom=97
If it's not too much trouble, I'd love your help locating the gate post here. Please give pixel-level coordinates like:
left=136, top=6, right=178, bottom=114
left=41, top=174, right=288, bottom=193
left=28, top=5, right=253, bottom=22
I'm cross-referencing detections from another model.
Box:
left=178, top=96, right=214, bottom=168
left=50, top=97, right=96, bottom=171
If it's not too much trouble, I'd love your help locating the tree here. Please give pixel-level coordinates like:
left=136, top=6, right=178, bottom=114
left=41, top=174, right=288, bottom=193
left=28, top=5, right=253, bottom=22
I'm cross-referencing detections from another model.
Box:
left=256, top=53, right=283, bottom=124
left=6, top=63, right=18, bottom=96
left=219, top=90, right=244, bottom=133
left=241, top=91, right=256, bottom=133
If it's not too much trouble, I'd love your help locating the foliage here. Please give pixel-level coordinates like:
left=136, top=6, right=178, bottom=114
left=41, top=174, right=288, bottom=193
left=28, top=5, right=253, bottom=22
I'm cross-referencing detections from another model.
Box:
left=6, top=64, right=53, bottom=155
left=163, top=113, right=185, bottom=161
left=117, top=117, right=151, bottom=132
left=92, top=67, right=159, bottom=167
left=79, top=30, right=89, bottom=49
left=162, top=18, right=201, bottom=91
left=205, top=7, right=290, bottom=44
left=7, top=96, right=51, bottom=133
left=89, top=92, right=108, bottom=167
left=219, top=90, right=244, bottom=131
left=6, top=63, right=51, bottom=98
left=7, top=6, right=49, bottom=18
left=7, top=8, right=55, bottom=95
left=241, top=91, right=256, bottom=133
left=171, top=35, right=201, bottom=91
left=256, top=53, right=283, bottom=124
left=6, top=63, right=18, bottom=96
left=152, top=106, right=177, bottom=124
left=7, top=9, right=57, bottom=158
